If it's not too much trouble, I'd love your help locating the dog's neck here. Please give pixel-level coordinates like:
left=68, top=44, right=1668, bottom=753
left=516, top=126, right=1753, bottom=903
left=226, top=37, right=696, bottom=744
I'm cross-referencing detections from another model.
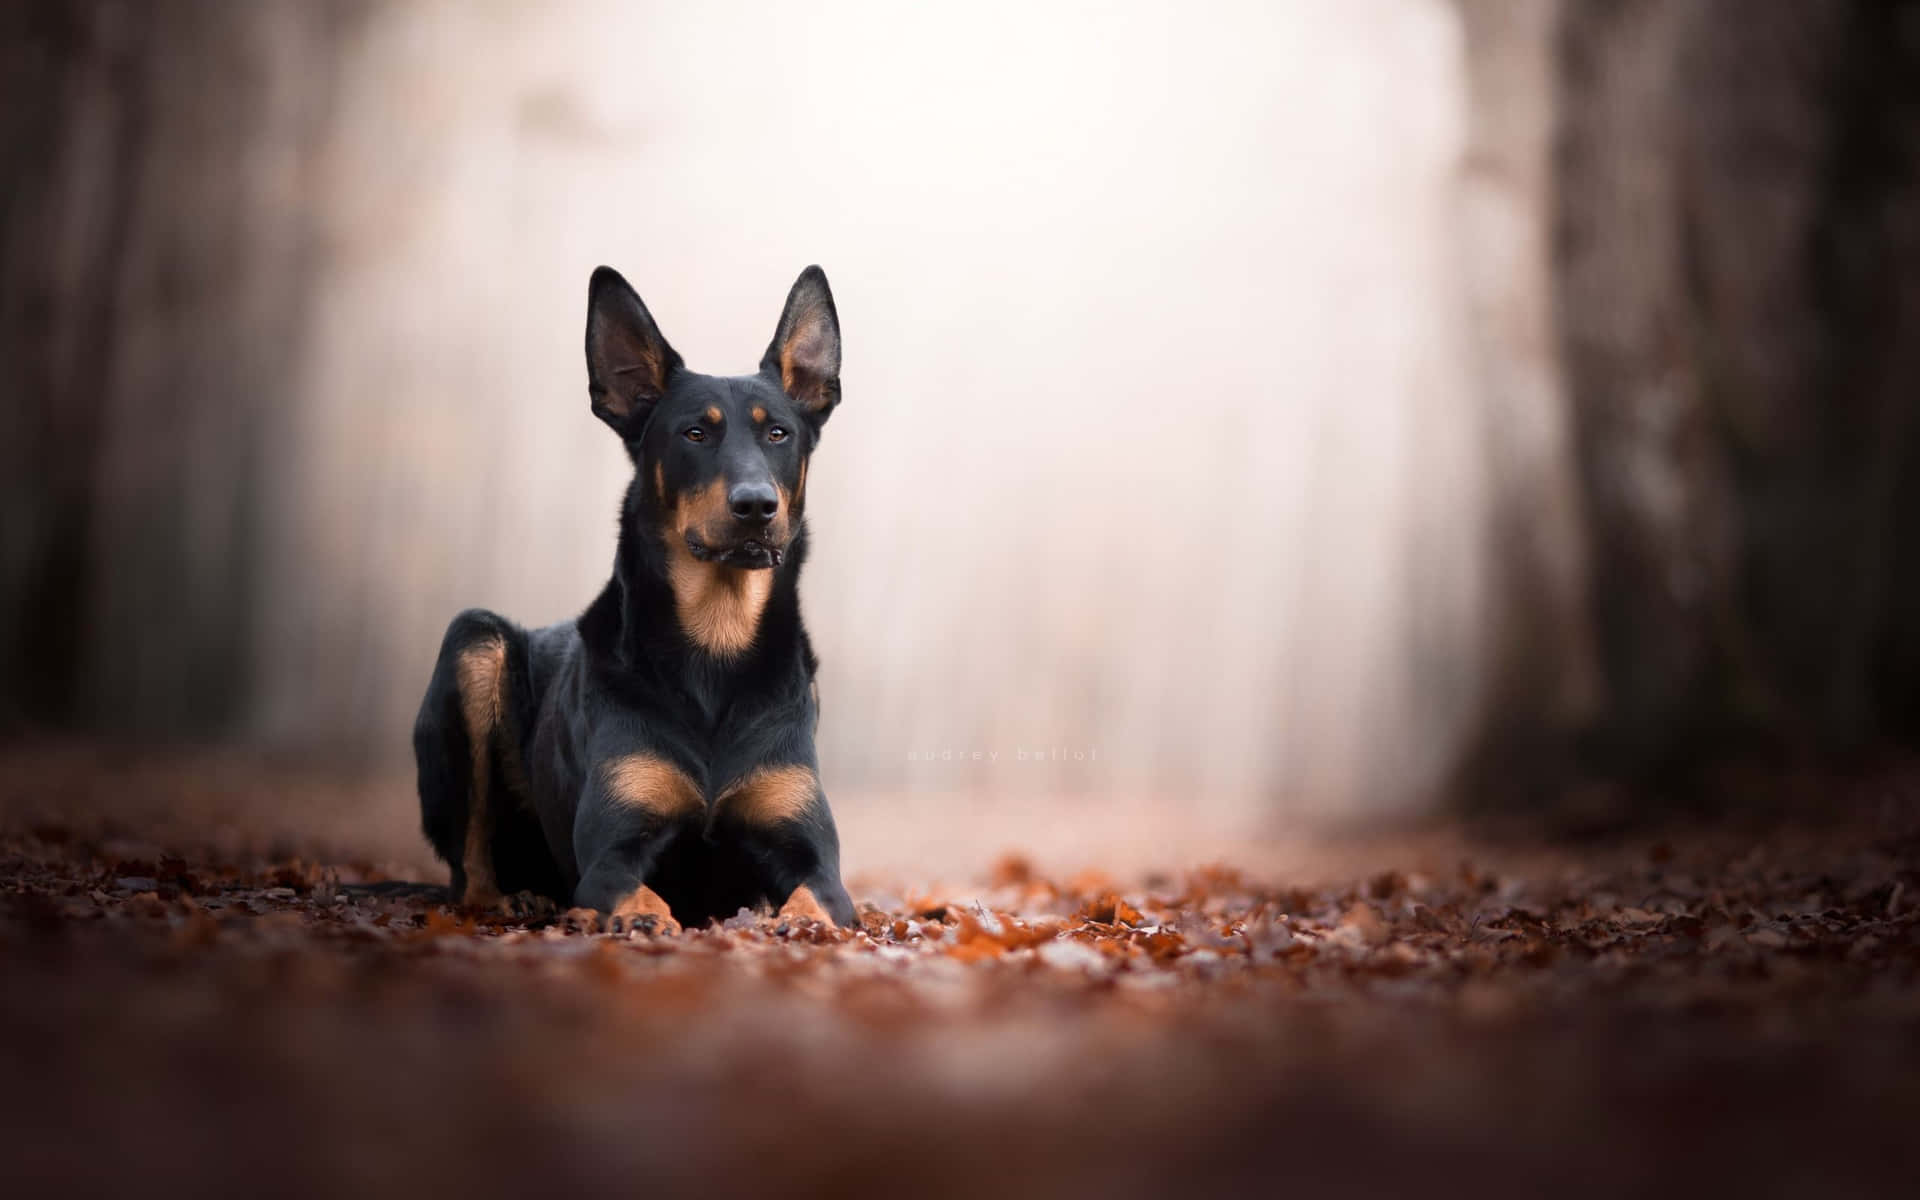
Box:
left=661, top=541, right=774, bottom=660
left=581, top=515, right=804, bottom=696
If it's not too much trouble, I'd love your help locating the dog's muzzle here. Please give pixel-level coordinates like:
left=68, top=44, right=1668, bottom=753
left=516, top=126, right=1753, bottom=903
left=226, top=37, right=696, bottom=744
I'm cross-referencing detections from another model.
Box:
left=686, top=535, right=784, bottom=569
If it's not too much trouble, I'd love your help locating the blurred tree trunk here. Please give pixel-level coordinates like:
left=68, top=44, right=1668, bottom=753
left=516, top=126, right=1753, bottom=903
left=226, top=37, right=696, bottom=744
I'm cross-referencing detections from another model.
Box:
left=1, top=1, right=344, bottom=737
left=1463, top=0, right=1920, bottom=801
left=1, top=2, right=149, bottom=728
left=1552, top=0, right=1747, bottom=772
left=1671, top=0, right=1920, bottom=752
left=1449, top=0, right=1602, bottom=792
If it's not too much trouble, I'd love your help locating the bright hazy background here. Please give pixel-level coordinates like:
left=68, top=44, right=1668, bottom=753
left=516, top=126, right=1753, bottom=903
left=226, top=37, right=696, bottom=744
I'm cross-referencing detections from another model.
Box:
left=243, top=0, right=1492, bottom=826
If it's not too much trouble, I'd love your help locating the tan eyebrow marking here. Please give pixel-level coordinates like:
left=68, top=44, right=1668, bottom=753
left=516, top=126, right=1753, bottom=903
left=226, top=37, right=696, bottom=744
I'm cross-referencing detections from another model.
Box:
left=704, top=406, right=723, bottom=424
left=751, top=405, right=767, bottom=423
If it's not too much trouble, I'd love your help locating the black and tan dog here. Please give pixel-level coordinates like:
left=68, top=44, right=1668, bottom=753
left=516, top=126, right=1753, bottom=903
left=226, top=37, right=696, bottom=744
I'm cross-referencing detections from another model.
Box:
left=412, top=265, right=855, bottom=933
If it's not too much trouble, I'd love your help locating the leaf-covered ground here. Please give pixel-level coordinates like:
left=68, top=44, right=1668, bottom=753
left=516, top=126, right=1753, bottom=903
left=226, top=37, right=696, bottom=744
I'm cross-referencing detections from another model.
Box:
left=3, top=746, right=1920, bottom=1198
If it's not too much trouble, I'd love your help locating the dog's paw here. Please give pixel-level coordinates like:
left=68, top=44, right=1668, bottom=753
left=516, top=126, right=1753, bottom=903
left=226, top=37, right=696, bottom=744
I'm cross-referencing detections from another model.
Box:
left=608, top=910, right=682, bottom=937
left=777, top=885, right=835, bottom=928
left=458, top=881, right=505, bottom=911
left=499, top=891, right=558, bottom=922
left=605, top=883, right=682, bottom=937
left=559, top=906, right=602, bottom=934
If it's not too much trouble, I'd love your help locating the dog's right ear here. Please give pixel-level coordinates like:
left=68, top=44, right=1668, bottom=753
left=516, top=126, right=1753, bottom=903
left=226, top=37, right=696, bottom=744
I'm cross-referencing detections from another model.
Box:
left=585, top=266, right=681, bottom=436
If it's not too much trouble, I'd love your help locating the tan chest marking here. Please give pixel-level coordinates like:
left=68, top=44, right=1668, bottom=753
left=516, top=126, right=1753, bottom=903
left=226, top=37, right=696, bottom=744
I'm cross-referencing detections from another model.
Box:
left=717, top=764, right=818, bottom=828
left=601, top=754, right=703, bottom=820
left=665, top=541, right=773, bottom=658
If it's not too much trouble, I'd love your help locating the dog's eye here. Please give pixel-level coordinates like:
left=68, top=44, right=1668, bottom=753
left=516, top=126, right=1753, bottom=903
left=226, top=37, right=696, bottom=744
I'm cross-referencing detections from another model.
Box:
left=683, top=427, right=707, bottom=444
left=766, top=426, right=789, bottom=443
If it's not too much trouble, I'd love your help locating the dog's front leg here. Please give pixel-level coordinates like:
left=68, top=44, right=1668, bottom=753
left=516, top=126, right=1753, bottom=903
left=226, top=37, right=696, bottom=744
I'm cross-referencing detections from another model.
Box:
left=716, top=764, right=856, bottom=928
left=571, top=752, right=704, bottom=935
left=575, top=845, right=681, bottom=935
left=775, top=868, right=856, bottom=929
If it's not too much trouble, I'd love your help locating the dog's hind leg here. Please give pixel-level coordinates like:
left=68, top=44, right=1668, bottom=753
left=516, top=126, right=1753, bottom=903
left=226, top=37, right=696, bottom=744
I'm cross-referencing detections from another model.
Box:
left=414, top=609, right=530, bottom=908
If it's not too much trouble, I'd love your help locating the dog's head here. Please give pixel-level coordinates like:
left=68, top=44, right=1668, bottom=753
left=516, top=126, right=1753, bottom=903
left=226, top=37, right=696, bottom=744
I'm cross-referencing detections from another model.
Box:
left=584, top=266, right=841, bottom=569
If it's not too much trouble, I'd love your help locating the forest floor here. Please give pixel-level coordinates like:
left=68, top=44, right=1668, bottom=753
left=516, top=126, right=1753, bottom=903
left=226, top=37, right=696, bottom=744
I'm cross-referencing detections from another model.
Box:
left=3, top=743, right=1920, bottom=1198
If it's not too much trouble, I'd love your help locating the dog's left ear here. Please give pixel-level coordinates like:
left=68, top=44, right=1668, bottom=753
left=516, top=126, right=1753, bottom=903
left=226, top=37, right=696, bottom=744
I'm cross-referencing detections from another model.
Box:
left=761, top=265, right=841, bottom=425
left=586, top=266, right=681, bottom=437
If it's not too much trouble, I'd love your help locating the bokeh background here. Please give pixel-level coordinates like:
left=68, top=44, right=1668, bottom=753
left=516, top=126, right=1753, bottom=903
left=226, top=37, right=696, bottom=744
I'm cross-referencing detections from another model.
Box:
left=5, top=0, right=1920, bottom=852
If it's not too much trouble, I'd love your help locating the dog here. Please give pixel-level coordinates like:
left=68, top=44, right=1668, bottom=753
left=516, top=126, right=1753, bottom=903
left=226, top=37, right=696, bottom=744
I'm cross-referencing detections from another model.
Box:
left=412, top=265, right=856, bottom=933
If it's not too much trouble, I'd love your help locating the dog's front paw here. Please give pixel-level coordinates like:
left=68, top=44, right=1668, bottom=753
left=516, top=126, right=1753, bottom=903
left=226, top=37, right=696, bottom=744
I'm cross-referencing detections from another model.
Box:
left=606, top=884, right=682, bottom=937
left=777, top=885, right=835, bottom=928
left=559, top=906, right=602, bottom=934
left=499, top=891, right=558, bottom=922
left=458, top=881, right=505, bottom=911
left=608, top=911, right=682, bottom=937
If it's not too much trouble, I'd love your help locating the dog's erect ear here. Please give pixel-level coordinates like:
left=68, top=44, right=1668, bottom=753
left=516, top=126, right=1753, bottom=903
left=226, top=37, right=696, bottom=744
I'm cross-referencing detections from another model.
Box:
left=761, top=266, right=841, bottom=424
left=586, top=266, right=681, bottom=436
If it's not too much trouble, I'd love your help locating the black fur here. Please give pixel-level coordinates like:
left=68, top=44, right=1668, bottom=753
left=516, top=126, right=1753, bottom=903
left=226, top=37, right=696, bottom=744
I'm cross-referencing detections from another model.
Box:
left=412, top=266, right=855, bottom=929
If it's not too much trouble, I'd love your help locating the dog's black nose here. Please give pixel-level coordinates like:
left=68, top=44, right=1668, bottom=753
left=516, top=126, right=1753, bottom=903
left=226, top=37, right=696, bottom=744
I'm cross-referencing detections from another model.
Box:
left=728, top=481, right=779, bottom=525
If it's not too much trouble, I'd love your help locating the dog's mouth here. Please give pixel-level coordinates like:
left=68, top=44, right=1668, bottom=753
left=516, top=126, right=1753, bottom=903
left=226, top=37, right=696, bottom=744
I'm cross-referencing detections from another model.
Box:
left=685, top=534, right=784, bottom=569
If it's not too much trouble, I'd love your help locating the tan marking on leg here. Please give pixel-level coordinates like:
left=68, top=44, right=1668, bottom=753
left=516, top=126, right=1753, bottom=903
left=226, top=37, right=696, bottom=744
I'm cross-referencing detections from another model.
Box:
left=454, top=637, right=506, bottom=906
left=750, top=405, right=767, bottom=424
left=718, top=764, right=817, bottom=828
left=608, top=884, right=681, bottom=935
left=600, top=754, right=704, bottom=819
left=665, top=541, right=773, bottom=658
left=778, top=885, right=834, bottom=927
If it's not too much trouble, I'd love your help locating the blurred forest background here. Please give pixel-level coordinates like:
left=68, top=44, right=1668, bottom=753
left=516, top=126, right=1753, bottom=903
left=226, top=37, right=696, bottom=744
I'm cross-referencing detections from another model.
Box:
left=4, top=0, right=1919, bottom=830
